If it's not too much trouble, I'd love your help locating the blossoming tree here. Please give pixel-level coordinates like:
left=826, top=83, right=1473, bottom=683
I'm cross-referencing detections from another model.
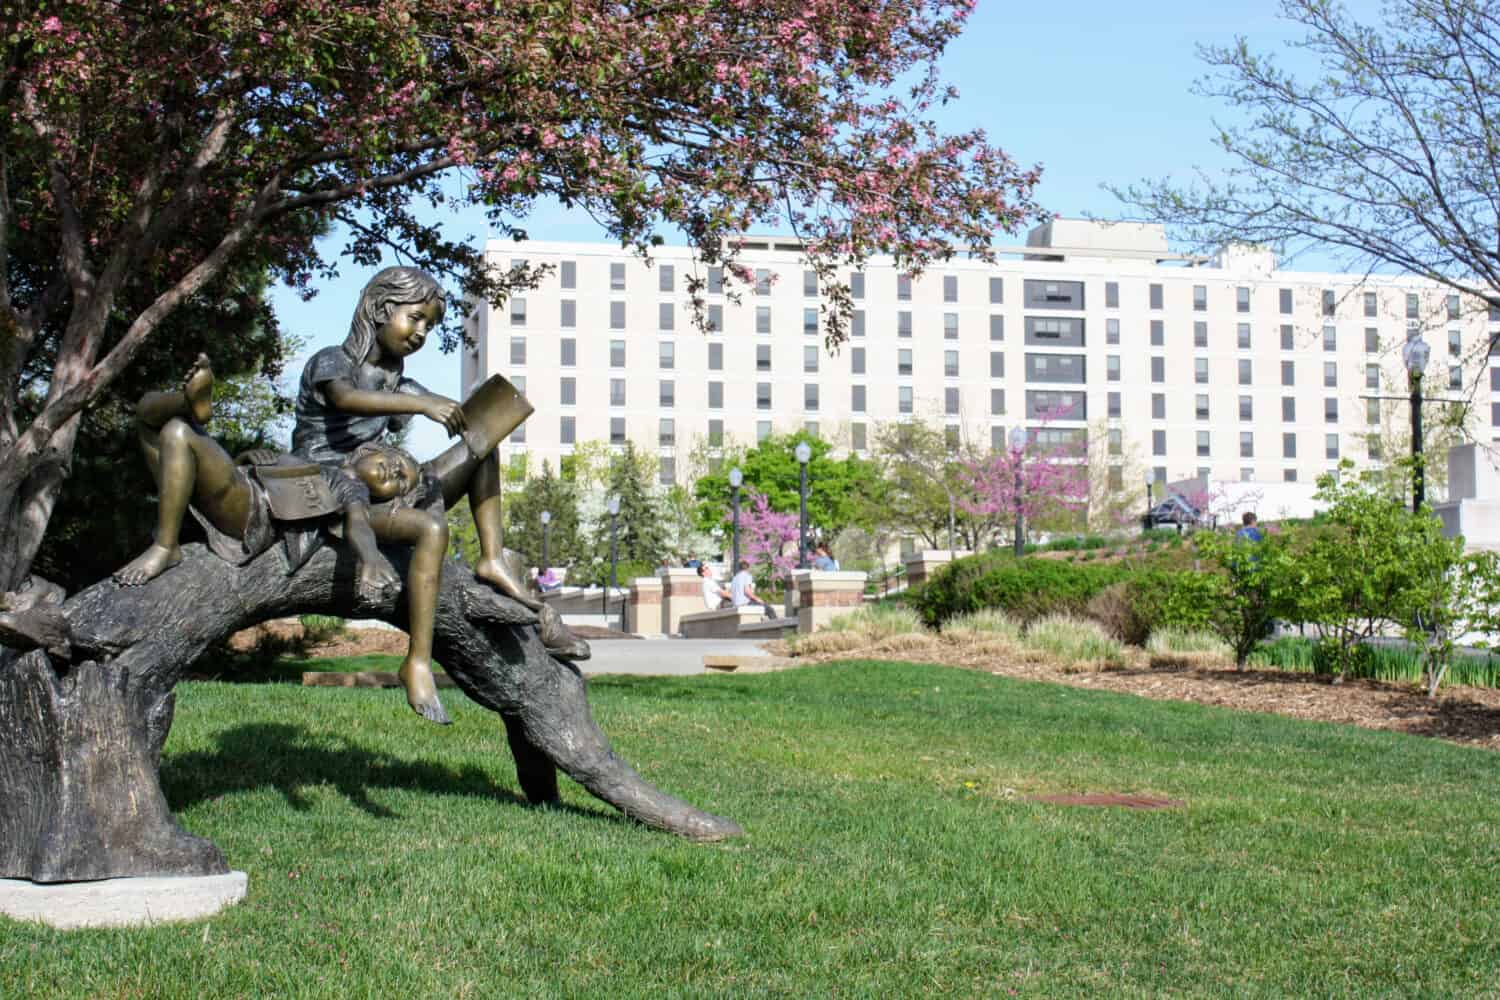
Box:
left=958, top=428, right=1089, bottom=550
left=730, top=490, right=800, bottom=587
left=0, top=0, right=1042, bottom=592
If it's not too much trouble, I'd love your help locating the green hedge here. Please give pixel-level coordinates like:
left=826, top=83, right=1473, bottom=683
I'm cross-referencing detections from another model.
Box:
left=906, top=554, right=1132, bottom=627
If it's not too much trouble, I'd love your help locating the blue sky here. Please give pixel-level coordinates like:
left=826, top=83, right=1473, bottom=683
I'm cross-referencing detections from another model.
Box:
left=267, top=1, right=1342, bottom=458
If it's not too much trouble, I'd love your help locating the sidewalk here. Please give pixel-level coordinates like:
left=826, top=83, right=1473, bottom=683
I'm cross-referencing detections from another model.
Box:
left=579, top=637, right=774, bottom=677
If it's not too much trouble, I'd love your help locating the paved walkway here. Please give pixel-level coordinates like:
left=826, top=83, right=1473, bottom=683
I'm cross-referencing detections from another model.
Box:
left=579, top=637, right=773, bottom=676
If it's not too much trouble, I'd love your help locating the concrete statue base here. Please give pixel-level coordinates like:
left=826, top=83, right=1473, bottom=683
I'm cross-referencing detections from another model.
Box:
left=0, top=871, right=248, bottom=929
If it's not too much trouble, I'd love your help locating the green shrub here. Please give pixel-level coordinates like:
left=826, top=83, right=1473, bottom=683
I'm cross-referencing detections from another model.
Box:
left=298, top=615, right=346, bottom=645
left=1122, top=570, right=1222, bottom=636
left=941, top=609, right=1022, bottom=641
left=906, top=554, right=1131, bottom=627
left=1023, top=614, right=1127, bottom=667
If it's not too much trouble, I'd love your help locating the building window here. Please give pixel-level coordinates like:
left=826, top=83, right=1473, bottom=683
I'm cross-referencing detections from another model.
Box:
left=1151, top=357, right=1165, bottom=383
left=708, top=381, right=723, bottom=408
left=1407, top=292, right=1420, bottom=319
left=1367, top=435, right=1382, bottom=460
left=1027, top=353, right=1087, bottom=383
left=606, top=340, right=624, bottom=369
left=804, top=345, right=819, bottom=374
left=509, top=299, right=526, bottom=326
left=755, top=306, right=771, bottom=335
left=1197, top=431, right=1211, bottom=457
left=659, top=302, right=674, bottom=331
left=1108, top=355, right=1121, bottom=382
left=803, top=269, right=818, bottom=296
left=943, top=274, right=958, bottom=302
left=754, top=268, right=772, bottom=295
left=1493, top=367, right=1500, bottom=391
left=945, top=387, right=960, bottom=415
left=560, top=416, right=575, bottom=445
left=852, top=385, right=866, bottom=413
left=1450, top=329, right=1463, bottom=357
left=1193, top=285, right=1207, bottom=312
left=1368, top=399, right=1381, bottom=425
left=560, top=338, right=576, bottom=367
left=757, top=421, right=772, bottom=443
left=1326, top=433, right=1340, bottom=460
left=898, top=349, right=913, bottom=376
left=1364, top=291, right=1378, bottom=318
left=803, top=308, right=818, bottom=336
left=1324, top=397, right=1338, bottom=423
left=805, top=384, right=820, bottom=412
left=852, top=347, right=866, bottom=375
left=1448, top=294, right=1462, bottom=320
left=1106, top=282, right=1119, bottom=308
left=898, top=386, right=913, bottom=414
left=850, top=272, right=864, bottom=299
left=1323, top=325, right=1337, bottom=352
left=1107, top=391, right=1121, bottom=418
left=1025, top=280, right=1086, bottom=309
left=1194, top=321, right=1208, bottom=349
left=510, top=337, right=526, bottom=366
left=851, top=423, right=867, bottom=450
left=610, top=262, right=626, bottom=291
left=1195, top=358, right=1209, bottom=384
left=989, top=277, right=1003, bottom=304
left=659, top=418, right=675, bottom=447
left=1152, top=393, right=1166, bottom=419
left=1240, top=395, right=1253, bottom=421
left=1153, top=430, right=1167, bottom=456
left=659, top=341, right=675, bottom=370
left=1283, top=396, right=1296, bottom=421
left=1196, top=394, right=1210, bottom=420
left=989, top=315, right=1004, bottom=341
left=756, top=382, right=771, bottom=410
left=1284, top=468, right=1298, bottom=482
left=1322, top=289, right=1336, bottom=317
left=1324, top=362, right=1337, bottom=387
left=898, top=311, right=912, bottom=338
left=1240, top=432, right=1254, bottom=458
left=1283, top=433, right=1297, bottom=458
left=610, top=417, right=625, bottom=445
left=990, top=351, right=1005, bottom=378
left=1451, top=365, right=1464, bottom=390
left=1149, top=283, right=1163, bottom=310
left=1151, top=320, right=1164, bottom=347
left=560, top=299, right=576, bottom=329
left=560, top=260, right=577, bottom=290
left=1239, top=359, right=1253, bottom=385
left=1281, top=360, right=1295, bottom=386
left=1366, top=328, right=1380, bottom=353
left=659, top=380, right=675, bottom=407
left=658, top=263, right=674, bottom=293
left=1236, top=287, right=1251, bottom=313
left=944, top=350, right=960, bottom=378
left=1106, top=318, right=1120, bottom=345
left=1025, top=316, right=1085, bottom=347
left=1237, top=324, right=1251, bottom=350
left=560, top=377, right=576, bottom=406
left=708, top=419, right=724, bottom=446
left=707, top=304, right=722, bottom=332
left=609, top=301, right=625, bottom=329
left=1279, top=288, right=1293, bottom=314
left=1281, top=324, right=1294, bottom=351
left=610, top=379, right=626, bottom=407
left=708, top=267, right=723, bottom=294
left=756, top=344, right=771, bottom=372
left=944, top=313, right=959, bottom=339
left=1026, top=390, right=1086, bottom=420
left=708, top=342, right=723, bottom=371
left=1108, top=429, right=1123, bottom=456
left=991, top=389, right=1006, bottom=415
left=897, top=274, right=912, bottom=301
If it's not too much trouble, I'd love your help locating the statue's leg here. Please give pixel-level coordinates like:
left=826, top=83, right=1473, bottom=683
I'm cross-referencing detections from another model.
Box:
left=367, top=505, right=450, bottom=725
left=427, top=445, right=540, bottom=610
left=115, top=419, right=251, bottom=586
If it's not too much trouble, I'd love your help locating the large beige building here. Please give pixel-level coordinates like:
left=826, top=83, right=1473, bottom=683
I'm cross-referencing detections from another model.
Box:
left=460, top=220, right=1497, bottom=491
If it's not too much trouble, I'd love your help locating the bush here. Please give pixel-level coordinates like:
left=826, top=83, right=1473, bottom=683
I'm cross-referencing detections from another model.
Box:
left=906, top=554, right=1131, bottom=627
left=1022, top=614, right=1127, bottom=668
left=1122, top=570, right=1222, bottom=636
left=1146, top=627, right=1231, bottom=657
left=941, top=609, right=1022, bottom=642
left=824, top=603, right=926, bottom=639
left=1084, top=583, right=1151, bottom=645
left=299, top=614, right=346, bottom=645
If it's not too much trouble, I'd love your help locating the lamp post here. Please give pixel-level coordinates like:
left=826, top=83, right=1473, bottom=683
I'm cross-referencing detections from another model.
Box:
left=602, top=496, right=620, bottom=620
left=728, top=466, right=743, bottom=574
left=795, top=441, right=811, bottom=568
left=539, top=509, right=551, bottom=574
left=1008, top=426, right=1027, bottom=557
left=1402, top=329, right=1431, bottom=513
left=1145, top=472, right=1155, bottom=528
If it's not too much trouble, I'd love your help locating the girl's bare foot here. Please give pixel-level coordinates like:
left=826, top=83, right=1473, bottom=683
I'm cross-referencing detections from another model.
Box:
left=113, top=543, right=183, bottom=586
left=184, top=354, right=214, bottom=426
left=398, top=656, right=450, bottom=725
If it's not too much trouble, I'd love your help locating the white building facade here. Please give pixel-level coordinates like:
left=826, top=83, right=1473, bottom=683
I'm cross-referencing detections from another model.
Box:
left=460, top=220, right=1498, bottom=493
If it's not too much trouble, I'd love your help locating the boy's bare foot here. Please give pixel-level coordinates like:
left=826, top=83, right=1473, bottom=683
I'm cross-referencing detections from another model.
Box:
left=474, top=556, right=539, bottom=608
left=113, top=543, right=183, bottom=586
left=398, top=657, right=451, bottom=725
left=184, top=353, right=214, bottom=426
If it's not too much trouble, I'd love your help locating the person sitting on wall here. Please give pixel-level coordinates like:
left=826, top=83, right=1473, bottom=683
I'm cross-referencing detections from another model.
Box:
left=536, top=567, right=562, bottom=593
left=730, top=560, right=775, bottom=619
left=698, top=562, right=731, bottom=610
left=811, top=543, right=839, bottom=571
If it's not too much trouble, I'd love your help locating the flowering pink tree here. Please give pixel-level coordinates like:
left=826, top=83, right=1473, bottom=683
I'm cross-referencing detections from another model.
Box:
left=0, top=1, right=1043, bottom=590
left=958, top=431, right=1089, bottom=548
left=729, top=491, right=800, bottom=586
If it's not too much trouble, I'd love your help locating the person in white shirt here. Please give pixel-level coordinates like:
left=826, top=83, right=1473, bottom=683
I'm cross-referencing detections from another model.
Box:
left=729, top=560, right=774, bottom=617
left=698, top=562, right=730, bottom=610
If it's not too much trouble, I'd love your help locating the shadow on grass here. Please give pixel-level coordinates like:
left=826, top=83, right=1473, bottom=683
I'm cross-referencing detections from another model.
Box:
left=161, top=722, right=621, bottom=825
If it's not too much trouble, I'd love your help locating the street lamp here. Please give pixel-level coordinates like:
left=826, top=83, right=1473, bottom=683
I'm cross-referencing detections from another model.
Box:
left=607, top=495, right=621, bottom=610
left=728, top=466, right=743, bottom=574
left=1008, top=426, right=1027, bottom=557
left=1145, top=472, right=1155, bottom=528
left=539, top=509, right=551, bottom=574
left=794, top=441, right=811, bottom=568
left=1402, top=328, right=1431, bottom=513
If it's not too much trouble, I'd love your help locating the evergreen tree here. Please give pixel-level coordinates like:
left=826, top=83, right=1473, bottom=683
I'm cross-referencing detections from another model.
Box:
left=584, top=443, right=668, bottom=585
left=504, top=462, right=583, bottom=572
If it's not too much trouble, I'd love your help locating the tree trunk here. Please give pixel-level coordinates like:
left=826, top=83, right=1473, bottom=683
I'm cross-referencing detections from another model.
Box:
left=0, top=542, right=741, bottom=883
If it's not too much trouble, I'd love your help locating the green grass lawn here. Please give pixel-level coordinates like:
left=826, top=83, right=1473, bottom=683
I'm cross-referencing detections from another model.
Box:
left=4, top=661, right=1500, bottom=998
